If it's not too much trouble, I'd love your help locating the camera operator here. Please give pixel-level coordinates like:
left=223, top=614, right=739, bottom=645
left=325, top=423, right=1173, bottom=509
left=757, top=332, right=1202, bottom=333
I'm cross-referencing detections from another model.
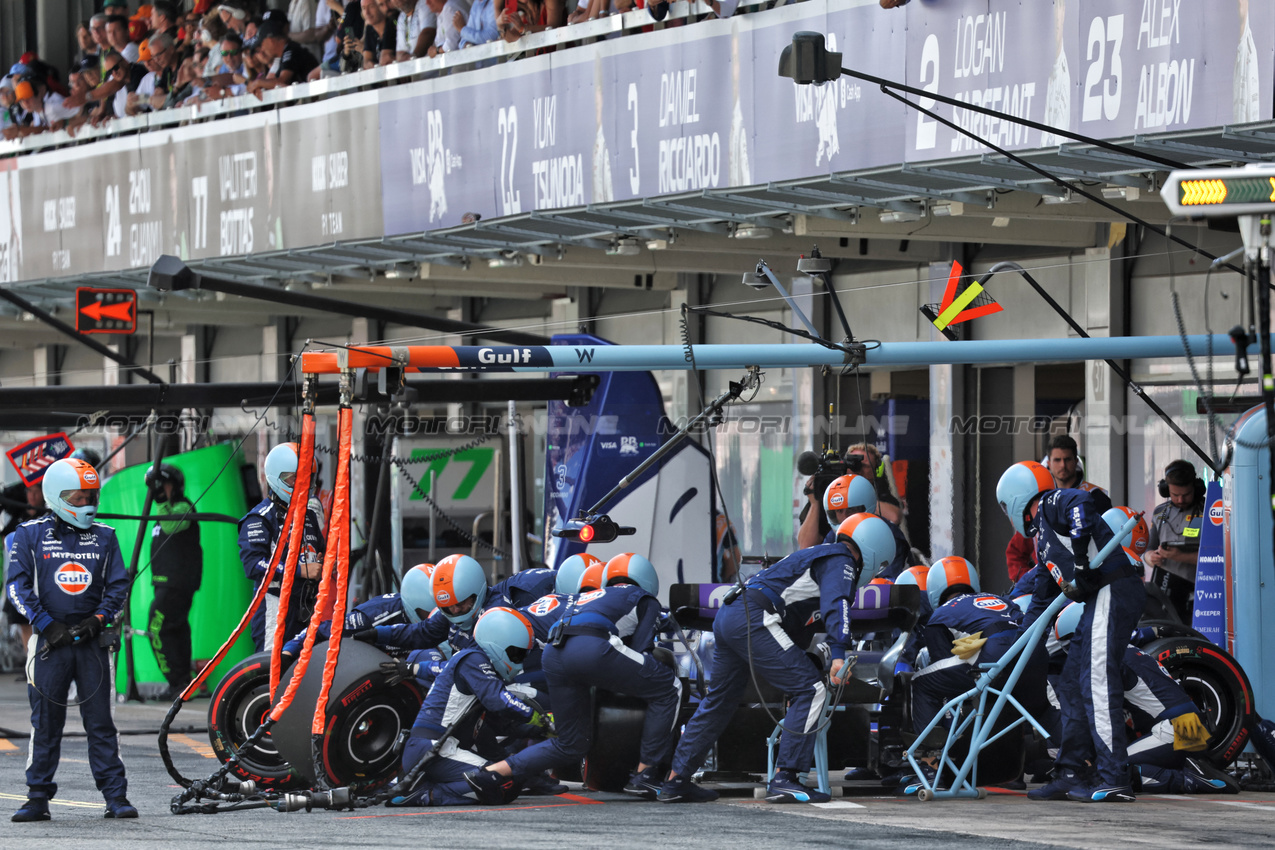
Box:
left=797, top=466, right=912, bottom=579
left=144, top=464, right=202, bottom=701
left=842, top=442, right=904, bottom=526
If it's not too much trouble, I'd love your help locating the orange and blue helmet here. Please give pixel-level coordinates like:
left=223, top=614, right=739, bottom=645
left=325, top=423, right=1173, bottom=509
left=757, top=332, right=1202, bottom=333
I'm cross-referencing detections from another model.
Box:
left=925, top=556, right=979, bottom=609
left=996, top=461, right=1054, bottom=536
left=603, top=553, right=659, bottom=597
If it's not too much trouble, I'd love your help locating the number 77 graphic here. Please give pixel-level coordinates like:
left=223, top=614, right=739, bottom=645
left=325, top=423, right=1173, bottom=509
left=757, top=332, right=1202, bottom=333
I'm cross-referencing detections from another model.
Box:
left=408, top=448, right=495, bottom=501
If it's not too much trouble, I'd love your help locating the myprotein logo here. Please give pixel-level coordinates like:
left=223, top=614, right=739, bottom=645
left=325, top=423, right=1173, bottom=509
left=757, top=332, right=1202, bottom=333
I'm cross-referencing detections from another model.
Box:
left=55, top=562, right=93, bottom=595
left=1209, top=500, right=1224, bottom=526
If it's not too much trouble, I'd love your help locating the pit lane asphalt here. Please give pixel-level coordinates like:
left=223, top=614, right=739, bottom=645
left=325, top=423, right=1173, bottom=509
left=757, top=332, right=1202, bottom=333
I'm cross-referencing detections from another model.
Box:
left=2, top=676, right=1275, bottom=849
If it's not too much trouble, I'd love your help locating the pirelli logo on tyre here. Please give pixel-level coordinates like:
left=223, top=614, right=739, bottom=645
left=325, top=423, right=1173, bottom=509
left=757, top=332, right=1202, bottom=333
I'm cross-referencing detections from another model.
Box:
left=54, top=561, right=93, bottom=595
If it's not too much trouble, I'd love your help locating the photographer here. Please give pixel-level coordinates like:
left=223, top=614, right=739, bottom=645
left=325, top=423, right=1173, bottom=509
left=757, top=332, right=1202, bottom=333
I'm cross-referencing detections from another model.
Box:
left=144, top=464, right=202, bottom=701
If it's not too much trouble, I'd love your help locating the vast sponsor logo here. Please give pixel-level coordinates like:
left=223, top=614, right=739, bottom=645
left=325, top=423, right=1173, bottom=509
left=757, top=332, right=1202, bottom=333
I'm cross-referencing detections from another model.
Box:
left=54, top=561, right=93, bottom=595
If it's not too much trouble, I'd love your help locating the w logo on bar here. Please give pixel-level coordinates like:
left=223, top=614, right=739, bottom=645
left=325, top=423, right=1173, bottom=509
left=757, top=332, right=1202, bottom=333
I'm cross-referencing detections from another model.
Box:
left=576, top=348, right=595, bottom=363
left=920, top=262, right=1004, bottom=341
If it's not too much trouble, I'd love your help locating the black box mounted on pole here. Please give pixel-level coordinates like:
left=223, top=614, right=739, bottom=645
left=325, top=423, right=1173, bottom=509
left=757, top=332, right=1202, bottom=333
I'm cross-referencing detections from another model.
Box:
left=778, top=32, right=842, bottom=86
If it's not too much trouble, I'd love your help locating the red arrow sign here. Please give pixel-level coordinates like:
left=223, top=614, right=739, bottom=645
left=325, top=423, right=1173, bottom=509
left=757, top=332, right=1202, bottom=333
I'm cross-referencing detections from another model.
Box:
left=79, top=299, right=135, bottom=323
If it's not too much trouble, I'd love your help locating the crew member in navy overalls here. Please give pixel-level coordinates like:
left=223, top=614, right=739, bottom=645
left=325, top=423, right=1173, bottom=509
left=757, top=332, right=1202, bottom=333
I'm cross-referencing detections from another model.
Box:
left=799, top=474, right=911, bottom=579
left=5, top=458, right=136, bottom=822
left=658, top=514, right=891, bottom=805
left=466, top=554, right=680, bottom=802
left=1047, top=602, right=1233, bottom=794
left=386, top=607, right=552, bottom=807
left=997, top=460, right=1146, bottom=803
left=358, top=556, right=556, bottom=655
left=281, top=562, right=436, bottom=657
left=238, top=442, right=325, bottom=652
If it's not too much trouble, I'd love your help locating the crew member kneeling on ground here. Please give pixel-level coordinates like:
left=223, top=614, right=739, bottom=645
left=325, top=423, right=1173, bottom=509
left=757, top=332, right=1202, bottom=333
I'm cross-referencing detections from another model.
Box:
left=467, top=554, right=680, bottom=802
left=5, top=458, right=137, bottom=822
left=387, top=606, right=552, bottom=807
left=998, top=460, right=1145, bottom=803
left=905, top=556, right=1051, bottom=794
left=659, top=514, right=891, bottom=804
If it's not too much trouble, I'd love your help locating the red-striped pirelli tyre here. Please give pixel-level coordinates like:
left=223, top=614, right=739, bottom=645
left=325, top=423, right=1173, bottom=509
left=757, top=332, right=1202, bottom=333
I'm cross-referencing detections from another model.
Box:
left=207, top=651, right=306, bottom=790
left=1142, top=637, right=1255, bottom=767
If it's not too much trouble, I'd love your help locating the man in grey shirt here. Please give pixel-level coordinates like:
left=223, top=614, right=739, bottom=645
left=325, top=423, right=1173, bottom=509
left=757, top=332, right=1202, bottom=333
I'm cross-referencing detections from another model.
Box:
left=1143, top=459, right=1205, bottom=624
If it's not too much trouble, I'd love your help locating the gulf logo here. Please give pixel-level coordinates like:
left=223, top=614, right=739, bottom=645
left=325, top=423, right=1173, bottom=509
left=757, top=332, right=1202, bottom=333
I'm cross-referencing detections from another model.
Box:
left=829, top=493, right=845, bottom=508
left=528, top=596, right=560, bottom=616
left=1209, top=500, right=1224, bottom=526
left=55, top=562, right=93, bottom=595
left=973, top=595, right=1008, bottom=612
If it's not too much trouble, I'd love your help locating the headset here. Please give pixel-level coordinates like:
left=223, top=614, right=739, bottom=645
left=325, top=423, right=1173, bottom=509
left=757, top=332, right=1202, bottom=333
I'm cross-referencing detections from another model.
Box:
left=1157, top=460, right=1206, bottom=502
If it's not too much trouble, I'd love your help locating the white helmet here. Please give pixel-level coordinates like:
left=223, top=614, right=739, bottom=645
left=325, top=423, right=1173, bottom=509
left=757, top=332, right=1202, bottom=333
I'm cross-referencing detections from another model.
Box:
left=265, top=442, right=300, bottom=502
left=42, top=458, right=101, bottom=530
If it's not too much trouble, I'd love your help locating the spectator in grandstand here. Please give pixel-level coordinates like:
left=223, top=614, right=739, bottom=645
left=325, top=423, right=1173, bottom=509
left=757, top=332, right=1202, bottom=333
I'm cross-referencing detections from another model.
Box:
left=389, top=0, right=436, bottom=59
left=75, top=21, right=98, bottom=65
left=62, top=60, right=100, bottom=135
left=219, top=3, right=249, bottom=35
left=202, top=32, right=248, bottom=96
left=3, top=74, right=77, bottom=137
left=359, top=0, right=398, bottom=67
left=127, top=33, right=181, bottom=114
left=0, top=77, right=23, bottom=137
left=197, top=12, right=229, bottom=76
left=458, top=0, right=498, bottom=47
left=249, top=18, right=320, bottom=93
left=82, top=51, right=130, bottom=124
left=152, top=2, right=182, bottom=40
left=312, top=0, right=344, bottom=72
left=425, top=0, right=470, bottom=55
left=102, top=0, right=129, bottom=17
left=89, top=14, right=112, bottom=62
left=106, top=15, right=141, bottom=63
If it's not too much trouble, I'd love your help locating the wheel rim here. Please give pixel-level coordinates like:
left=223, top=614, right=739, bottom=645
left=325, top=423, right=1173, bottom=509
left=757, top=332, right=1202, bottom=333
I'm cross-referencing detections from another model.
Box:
left=342, top=703, right=402, bottom=766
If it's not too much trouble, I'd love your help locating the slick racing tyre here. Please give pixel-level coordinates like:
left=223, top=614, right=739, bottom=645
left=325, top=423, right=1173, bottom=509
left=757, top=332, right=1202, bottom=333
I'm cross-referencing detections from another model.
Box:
left=208, top=651, right=305, bottom=790
left=584, top=692, right=645, bottom=792
left=271, top=640, right=424, bottom=794
left=1137, top=620, right=1206, bottom=642
left=1143, top=637, right=1255, bottom=767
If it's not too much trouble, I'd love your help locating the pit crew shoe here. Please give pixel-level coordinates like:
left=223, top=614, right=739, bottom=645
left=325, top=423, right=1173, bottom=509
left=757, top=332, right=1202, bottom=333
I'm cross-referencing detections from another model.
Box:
left=1182, top=757, right=1241, bottom=795
left=104, top=798, right=139, bottom=818
left=765, top=771, right=831, bottom=804
left=1027, top=772, right=1083, bottom=801
left=897, top=763, right=938, bottom=797
left=1066, top=783, right=1136, bottom=803
left=12, top=798, right=50, bottom=822
left=386, top=787, right=432, bottom=807
left=843, top=767, right=879, bottom=781
left=658, top=775, right=719, bottom=803
left=464, top=769, right=517, bottom=805
left=623, top=766, right=664, bottom=800
left=522, top=772, right=569, bottom=796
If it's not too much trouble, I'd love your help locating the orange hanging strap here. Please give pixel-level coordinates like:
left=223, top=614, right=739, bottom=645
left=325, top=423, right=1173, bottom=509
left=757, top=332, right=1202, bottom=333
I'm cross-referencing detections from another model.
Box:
left=312, top=401, right=353, bottom=738
left=269, top=378, right=319, bottom=700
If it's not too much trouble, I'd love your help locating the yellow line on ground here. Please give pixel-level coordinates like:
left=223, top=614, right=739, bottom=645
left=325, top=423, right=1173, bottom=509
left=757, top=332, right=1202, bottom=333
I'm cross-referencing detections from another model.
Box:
left=0, top=738, right=18, bottom=752
left=0, top=791, right=101, bottom=809
left=171, top=733, right=216, bottom=759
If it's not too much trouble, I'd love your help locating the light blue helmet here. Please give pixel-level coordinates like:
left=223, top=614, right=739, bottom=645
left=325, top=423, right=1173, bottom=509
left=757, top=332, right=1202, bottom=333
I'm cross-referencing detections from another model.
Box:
left=603, top=552, right=659, bottom=597
left=823, top=474, right=878, bottom=519
left=473, top=607, right=535, bottom=682
left=431, top=554, right=489, bottom=625
left=925, top=556, right=979, bottom=610
left=1101, top=507, right=1150, bottom=557
left=264, top=442, right=300, bottom=502
left=1053, top=601, right=1085, bottom=643
left=400, top=563, right=435, bottom=623
left=556, top=553, right=602, bottom=596
left=835, top=513, right=895, bottom=588
left=1011, top=594, right=1032, bottom=614
left=42, top=458, right=101, bottom=530
left=995, top=461, right=1055, bottom=536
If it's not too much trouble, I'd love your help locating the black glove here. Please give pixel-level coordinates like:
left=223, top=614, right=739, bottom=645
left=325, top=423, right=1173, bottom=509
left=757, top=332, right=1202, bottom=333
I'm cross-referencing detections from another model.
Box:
left=76, top=615, right=104, bottom=640
left=352, top=628, right=379, bottom=643
left=42, top=621, right=73, bottom=650
left=379, top=659, right=414, bottom=686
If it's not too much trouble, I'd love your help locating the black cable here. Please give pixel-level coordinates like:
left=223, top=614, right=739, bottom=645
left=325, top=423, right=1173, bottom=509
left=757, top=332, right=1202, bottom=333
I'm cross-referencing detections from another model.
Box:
left=684, top=304, right=851, bottom=353
left=876, top=87, right=1245, bottom=278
